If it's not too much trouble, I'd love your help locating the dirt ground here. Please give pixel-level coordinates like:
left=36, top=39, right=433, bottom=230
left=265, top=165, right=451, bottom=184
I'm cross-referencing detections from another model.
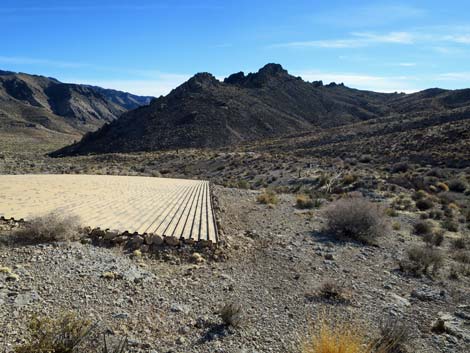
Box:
left=1, top=186, right=469, bottom=352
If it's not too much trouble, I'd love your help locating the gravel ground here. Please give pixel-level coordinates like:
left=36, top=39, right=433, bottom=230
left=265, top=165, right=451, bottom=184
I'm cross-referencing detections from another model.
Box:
left=1, top=186, right=469, bottom=352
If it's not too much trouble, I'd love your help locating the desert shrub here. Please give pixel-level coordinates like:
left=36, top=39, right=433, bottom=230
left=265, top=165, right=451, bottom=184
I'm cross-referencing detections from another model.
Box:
left=342, top=174, right=357, bottom=185
left=452, top=236, right=469, bottom=250
left=15, top=312, right=95, bottom=353
left=415, top=198, right=434, bottom=211
left=448, top=179, right=468, bottom=193
left=438, top=192, right=458, bottom=205
left=385, top=208, right=399, bottom=217
left=392, top=222, right=401, bottom=231
left=256, top=189, right=279, bottom=205
left=423, top=230, right=444, bottom=247
left=372, top=318, right=410, bottom=353
left=296, top=194, right=316, bottom=209
left=323, top=197, right=389, bottom=244
left=219, top=302, right=243, bottom=328
left=413, top=221, right=433, bottom=235
left=317, top=281, right=348, bottom=302
left=391, top=162, right=409, bottom=173
left=399, top=245, right=444, bottom=276
left=436, top=182, right=449, bottom=192
left=14, top=312, right=127, bottom=353
left=14, top=212, right=81, bottom=244
left=442, top=219, right=459, bottom=232
left=301, top=318, right=372, bottom=353
left=359, top=154, right=372, bottom=163
left=453, top=250, right=470, bottom=264
left=236, top=179, right=250, bottom=189
left=427, top=168, right=448, bottom=178
left=412, top=190, right=428, bottom=201
left=429, top=209, right=444, bottom=220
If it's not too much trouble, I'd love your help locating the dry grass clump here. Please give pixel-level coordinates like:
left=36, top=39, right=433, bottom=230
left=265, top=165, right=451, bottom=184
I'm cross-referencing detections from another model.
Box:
left=296, top=194, right=317, bottom=209
left=436, top=182, right=449, bottom=192
left=301, top=317, right=372, bottom=353
left=372, top=319, right=410, bottom=353
left=323, top=196, right=389, bottom=244
left=15, top=312, right=127, bottom=353
left=14, top=212, right=81, bottom=244
left=318, top=281, right=349, bottom=302
left=342, top=174, right=357, bottom=185
left=399, top=245, right=444, bottom=276
left=256, top=189, right=279, bottom=205
left=15, top=312, right=95, bottom=353
left=219, top=302, right=243, bottom=328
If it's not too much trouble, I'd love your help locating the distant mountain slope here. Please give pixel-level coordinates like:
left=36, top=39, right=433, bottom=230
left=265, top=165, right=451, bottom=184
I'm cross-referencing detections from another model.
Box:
left=82, top=85, right=153, bottom=110
left=51, top=64, right=401, bottom=155
left=51, top=63, right=470, bottom=157
left=0, top=71, right=153, bottom=141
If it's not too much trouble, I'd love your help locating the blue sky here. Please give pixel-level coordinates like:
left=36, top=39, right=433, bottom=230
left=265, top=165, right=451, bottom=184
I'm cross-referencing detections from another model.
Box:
left=2, top=0, right=470, bottom=96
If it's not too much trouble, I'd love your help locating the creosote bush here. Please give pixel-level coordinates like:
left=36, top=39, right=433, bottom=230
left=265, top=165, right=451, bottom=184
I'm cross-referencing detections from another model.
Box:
left=415, top=198, right=434, bottom=211
left=323, top=196, right=389, bottom=244
left=423, top=230, right=444, bottom=247
left=14, top=212, right=81, bottom=244
left=413, top=221, right=433, bottom=235
left=447, top=179, right=468, bottom=193
left=399, top=245, right=444, bottom=276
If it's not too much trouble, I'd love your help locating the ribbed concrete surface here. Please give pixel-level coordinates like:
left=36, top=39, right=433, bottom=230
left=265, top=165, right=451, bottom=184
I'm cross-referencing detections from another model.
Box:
left=0, top=174, right=217, bottom=243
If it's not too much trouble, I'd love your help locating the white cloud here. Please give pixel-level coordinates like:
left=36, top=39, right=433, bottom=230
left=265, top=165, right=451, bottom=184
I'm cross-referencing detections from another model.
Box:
left=311, top=4, right=426, bottom=27
left=398, top=62, right=417, bottom=67
left=444, top=34, right=470, bottom=44
left=352, top=31, right=414, bottom=44
left=436, top=72, right=470, bottom=81
left=0, top=55, right=87, bottom=68
left=293, top=70, right=421, bottom=93
left=272, top=31, right=414, bottom=49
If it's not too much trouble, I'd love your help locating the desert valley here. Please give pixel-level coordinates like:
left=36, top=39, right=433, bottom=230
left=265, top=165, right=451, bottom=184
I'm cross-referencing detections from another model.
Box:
left=1, top=2, right=470, bottom=352
left=0, top=63, right=469, bottom=353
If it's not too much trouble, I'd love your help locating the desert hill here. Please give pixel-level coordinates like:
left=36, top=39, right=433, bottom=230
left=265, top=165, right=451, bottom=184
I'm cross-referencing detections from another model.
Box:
left=51, top=63, right=470, bottom=157
left=0, top=70, right=152, bottom=150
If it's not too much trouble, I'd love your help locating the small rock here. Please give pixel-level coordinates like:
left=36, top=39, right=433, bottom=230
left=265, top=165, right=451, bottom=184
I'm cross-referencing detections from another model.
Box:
left=5, top=273, right=19, bottom=282
left=165, top=236, right=180, bottom=246
left=191, top=252, right=204, bottom=263
left=102, top=272, right=116, bottom=280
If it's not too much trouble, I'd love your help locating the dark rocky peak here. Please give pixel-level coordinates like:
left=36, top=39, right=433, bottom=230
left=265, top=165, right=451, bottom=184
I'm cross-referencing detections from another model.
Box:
left=171, top=72, right=219, bottom=96
left=0, top=70, right=15, bottom=76
left=225, top=63, right=290, bottom=88
left=312, top=80, right=323, bottom=88
left=326, top=82, right=345, bottom=88
left=257, top=63, right=288, bottom=77
left=224, top=71, right=246, bottom=85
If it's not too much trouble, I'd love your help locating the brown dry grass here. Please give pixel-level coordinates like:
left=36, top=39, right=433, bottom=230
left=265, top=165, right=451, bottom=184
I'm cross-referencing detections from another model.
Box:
left=301, top=318, right=373, bottom=353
